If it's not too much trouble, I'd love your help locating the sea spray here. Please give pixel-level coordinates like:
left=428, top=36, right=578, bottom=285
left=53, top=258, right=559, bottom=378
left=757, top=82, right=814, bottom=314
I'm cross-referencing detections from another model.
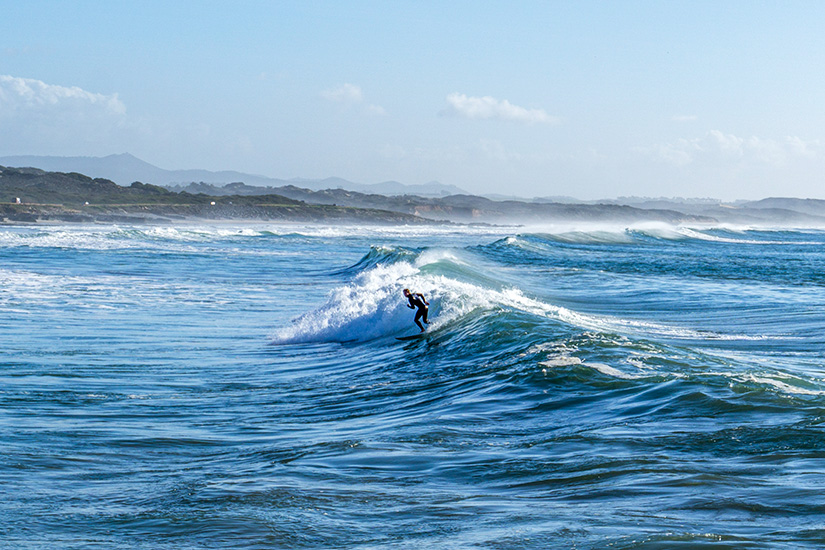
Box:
left=270, top=245, right=754, bottom=345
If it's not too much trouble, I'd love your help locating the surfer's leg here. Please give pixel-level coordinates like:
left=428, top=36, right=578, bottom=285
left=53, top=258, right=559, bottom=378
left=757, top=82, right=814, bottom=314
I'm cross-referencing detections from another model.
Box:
left=414, top=310, right=425, bottom=331
left=422, top=307, right=429, bottom=324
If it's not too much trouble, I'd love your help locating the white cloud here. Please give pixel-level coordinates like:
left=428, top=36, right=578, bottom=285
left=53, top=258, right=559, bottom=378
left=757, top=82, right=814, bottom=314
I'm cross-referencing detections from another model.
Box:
left=708, top=130, right=744, bottom=155
left=443, top=93, right=558, bottom=124
left=639, top=131, right=821, bottom=167
left=320, top=83, right=364, bottom=103
left=0, top=75, right=125, bottom=116
left=0, top=75, right=128, bottom=155
left=672, top=114, right=697, bottom=122
left=320, top=83, right=386, bottom=116
left=784, top=135, right=818, bottom=158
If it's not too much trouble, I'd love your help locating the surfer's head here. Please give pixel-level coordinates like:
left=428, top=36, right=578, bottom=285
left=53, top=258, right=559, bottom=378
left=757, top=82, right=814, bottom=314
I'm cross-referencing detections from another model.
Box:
left=403, top=288, right=411, bottom=296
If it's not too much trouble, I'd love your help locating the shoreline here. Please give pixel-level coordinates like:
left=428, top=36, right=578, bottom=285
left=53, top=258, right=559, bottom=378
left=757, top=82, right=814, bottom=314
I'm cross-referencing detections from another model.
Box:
left=0, top=202, right=444, bottom=226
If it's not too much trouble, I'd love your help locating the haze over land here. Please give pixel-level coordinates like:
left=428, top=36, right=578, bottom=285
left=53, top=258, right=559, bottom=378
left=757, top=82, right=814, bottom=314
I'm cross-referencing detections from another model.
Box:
left=2, top=2, right=824, bottom=201
left=4, top=156, right=825, bottom=226
left=0, top=153, right=467, bottom=197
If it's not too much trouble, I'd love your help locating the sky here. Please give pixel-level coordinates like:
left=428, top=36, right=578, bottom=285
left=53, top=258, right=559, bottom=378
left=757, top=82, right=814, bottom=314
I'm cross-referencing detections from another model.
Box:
left=1, top=0, right=824, bottom=200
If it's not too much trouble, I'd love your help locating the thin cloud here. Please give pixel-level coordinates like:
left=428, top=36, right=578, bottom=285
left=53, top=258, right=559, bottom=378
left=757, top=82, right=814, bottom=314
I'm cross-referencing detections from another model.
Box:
left=0, top=75, right=128, bottom=155
left=0, top=74, right=125, bottom=115
left=443, top=93, right=558, bottom=124
left=672, top=114, right=697, bottom=122
left=638, top=130, right=821, bottom=167
left=321, top=83, right=385, bottom=116
left=320, top=83, right=364, bottom=103
left=365, top=104, right=387, bottom=116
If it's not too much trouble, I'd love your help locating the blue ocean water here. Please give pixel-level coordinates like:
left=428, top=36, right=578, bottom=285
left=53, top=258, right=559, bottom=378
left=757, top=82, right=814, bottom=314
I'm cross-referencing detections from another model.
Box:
left=1, top=222, right=824, bottom=549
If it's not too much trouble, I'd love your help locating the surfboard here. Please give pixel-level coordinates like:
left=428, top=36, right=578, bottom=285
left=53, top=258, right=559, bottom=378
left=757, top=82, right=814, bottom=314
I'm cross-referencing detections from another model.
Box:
left=396, top=333, right=426, bottom=341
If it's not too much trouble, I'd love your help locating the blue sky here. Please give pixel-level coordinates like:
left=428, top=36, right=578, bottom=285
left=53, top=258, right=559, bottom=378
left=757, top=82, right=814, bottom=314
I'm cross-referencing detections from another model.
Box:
left=1, top=0, right=824, bottom=199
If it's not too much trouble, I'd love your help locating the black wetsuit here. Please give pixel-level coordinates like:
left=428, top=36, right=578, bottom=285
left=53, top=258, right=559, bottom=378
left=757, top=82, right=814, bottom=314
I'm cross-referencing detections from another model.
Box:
left=406, top=293, right=429, bottom=331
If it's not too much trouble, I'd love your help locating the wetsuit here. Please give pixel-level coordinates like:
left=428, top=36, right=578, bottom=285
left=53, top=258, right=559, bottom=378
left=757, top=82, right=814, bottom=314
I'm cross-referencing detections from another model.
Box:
left=406, top=292, right=429, bottom=331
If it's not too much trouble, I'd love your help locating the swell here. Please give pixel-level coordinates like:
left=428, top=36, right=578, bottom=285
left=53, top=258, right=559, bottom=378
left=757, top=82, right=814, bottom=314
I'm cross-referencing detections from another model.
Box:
left=258, top=299, right=825, bottom=547
left=270, top=244, right=825, bottom=397
left=477, top=232, right=825, bottom=289
left=6, top=224, right=825, bottom=548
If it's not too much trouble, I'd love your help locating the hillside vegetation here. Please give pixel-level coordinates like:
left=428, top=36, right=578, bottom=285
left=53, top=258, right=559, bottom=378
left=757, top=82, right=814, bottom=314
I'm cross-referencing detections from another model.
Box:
left=0, top=166, right=431, bottom=225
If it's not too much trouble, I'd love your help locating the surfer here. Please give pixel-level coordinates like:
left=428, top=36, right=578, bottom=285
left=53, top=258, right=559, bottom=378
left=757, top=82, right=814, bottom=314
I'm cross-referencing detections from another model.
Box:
left=403, top=288, right=429, bottom=332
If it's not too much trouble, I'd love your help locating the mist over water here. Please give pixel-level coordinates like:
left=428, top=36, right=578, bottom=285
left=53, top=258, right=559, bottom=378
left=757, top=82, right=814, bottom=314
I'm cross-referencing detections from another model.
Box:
left=2, top=222, right=825, bottom=549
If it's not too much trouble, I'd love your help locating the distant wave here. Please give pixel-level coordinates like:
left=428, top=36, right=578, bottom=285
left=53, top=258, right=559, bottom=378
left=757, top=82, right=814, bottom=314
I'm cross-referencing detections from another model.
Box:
left=2, top=221, right=823, bottom=250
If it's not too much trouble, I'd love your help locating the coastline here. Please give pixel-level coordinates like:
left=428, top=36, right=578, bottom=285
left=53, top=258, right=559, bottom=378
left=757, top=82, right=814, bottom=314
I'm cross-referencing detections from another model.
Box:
left=0, top=202, right=440, bottom=226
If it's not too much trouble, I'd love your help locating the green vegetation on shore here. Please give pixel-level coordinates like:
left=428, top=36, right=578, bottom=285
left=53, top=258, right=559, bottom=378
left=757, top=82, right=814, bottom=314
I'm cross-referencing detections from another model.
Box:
left=1, top=164, right=726, bottom=225
left=0, top=166, right=433, bottom=224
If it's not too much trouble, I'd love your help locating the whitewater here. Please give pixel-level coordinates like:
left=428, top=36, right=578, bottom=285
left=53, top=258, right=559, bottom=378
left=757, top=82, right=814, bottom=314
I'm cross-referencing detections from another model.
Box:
left=2, top=222, right=824, bottom=549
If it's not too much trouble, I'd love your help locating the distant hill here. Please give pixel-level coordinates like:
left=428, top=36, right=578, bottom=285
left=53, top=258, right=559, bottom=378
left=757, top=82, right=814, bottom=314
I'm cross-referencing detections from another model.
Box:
left=0, top=153, right=466, bottom=197
left=0, top=165, right=195, bottom=206
left=0, top=165, right=432, bottom=225
left=598, top=196, right=825, bottom=225
left=7, top=158, right=825, bottom=226
left=164, top=182, right=716, bottom=225
left=742, top=197, right=825, bottom=217
left=0, top=164, right=719, bottom=225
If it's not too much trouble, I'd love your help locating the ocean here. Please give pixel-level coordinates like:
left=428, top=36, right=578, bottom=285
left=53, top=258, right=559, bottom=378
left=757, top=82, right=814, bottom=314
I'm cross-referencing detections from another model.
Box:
left=1, top=222, right=824, bottom=549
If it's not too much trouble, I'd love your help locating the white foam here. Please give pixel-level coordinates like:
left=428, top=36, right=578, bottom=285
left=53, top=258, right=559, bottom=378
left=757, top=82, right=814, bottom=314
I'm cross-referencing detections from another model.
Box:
left=0, top=266, right=242, bottom=311
left=0, top=226, right=197, bottom=251
left=676, top=227, right=797, bottom=245
left=253, top=223, right=517, bottom=240
left=585, top=362, right=645, bottom=379
left=270, top=263, right=418, bottom=344
left=539, top=356, right=583, bottom=367
left=743, top=374, right=825, bottom=396
left=0, top=268, right=97, bottom=304
left=700, top=369, right=825, bottom=396
left=628, top=222, right=689, bottom=241
left=526, top=342, right=578, bottom=355
left=271, top=255, right=524, bottom=344
left=268, top=250, right=777, bottom=345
